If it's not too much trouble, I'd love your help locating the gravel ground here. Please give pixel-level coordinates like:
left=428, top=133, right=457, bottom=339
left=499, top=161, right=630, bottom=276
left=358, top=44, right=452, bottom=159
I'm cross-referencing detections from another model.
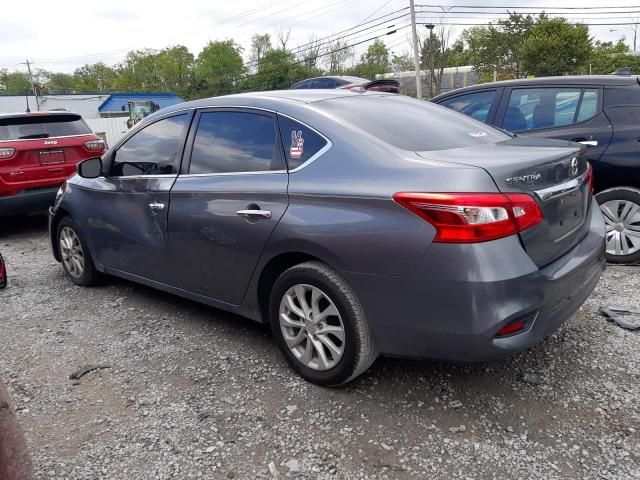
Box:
left=1, top=215, right=639, bottom=480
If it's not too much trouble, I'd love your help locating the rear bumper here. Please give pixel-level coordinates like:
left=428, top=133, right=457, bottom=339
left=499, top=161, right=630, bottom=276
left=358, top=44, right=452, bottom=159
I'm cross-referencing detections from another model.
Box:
left=0, top=187, right=58, bottom=216
left=342, top=201, right=606, bottom=362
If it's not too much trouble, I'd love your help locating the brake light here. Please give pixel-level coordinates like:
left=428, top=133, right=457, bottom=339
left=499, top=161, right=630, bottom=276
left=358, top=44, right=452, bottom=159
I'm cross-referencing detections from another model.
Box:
left=0, top=147, right=16, bottom=160
left=84, top=139, right=106, bottom=152
left=583, top=162, right=594, bottom=194
left=393, top=192, right=543, bottom=243
left=496, top=320, right=526, bottom=336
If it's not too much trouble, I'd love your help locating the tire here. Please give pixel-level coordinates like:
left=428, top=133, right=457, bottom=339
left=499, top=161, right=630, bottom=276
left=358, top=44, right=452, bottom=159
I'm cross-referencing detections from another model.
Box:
left=596, top=187, right=640, bottom=264
left=269, top=261, right=377, bottom=386
left=56, top=216, right=101, bottom=286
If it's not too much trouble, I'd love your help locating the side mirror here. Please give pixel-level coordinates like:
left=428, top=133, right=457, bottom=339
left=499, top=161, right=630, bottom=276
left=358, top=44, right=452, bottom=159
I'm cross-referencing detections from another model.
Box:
left=77, top=157, right=102, bottom=179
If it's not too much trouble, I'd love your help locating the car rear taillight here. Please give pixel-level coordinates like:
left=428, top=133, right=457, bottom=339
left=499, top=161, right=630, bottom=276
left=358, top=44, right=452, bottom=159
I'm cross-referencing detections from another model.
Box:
left=0, top=147, right=16, bottom=160
left=0, top=253, right=6, bottom=289
left=84, top=139, right=106, bottom=152
left=393, top=192, right=543, bottom=243
left=583, top=162, right=594, bottom=194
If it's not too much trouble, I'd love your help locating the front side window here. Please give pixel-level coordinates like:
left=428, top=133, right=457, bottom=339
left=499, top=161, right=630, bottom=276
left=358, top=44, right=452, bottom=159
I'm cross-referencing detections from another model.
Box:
left=278, top=115, right=329, bottom=170
left=311, top=78, right=337, bottom=89
left=503, top=87, right=600, bottom=132
left=189, top=111, right=281, bottom=174
left=111, top=114, right=188, bottom=176
left=437, top=90, right=497, bottom=123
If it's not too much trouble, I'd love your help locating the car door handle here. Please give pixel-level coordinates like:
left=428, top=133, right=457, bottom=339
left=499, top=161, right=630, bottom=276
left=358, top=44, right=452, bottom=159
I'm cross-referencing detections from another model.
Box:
left=236, top=209, right=272, bottom=219
left=148, top=201, right=165, bottom=212
left=572, top=138, right=598, bottom=147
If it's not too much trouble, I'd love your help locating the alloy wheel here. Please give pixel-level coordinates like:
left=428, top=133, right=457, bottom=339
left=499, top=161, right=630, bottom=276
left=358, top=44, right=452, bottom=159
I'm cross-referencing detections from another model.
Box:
left=278, top=284, right=345, bottom=371
left=59, top=226, right=85, bottom=278
left=601, top=199, right=640, bottom=256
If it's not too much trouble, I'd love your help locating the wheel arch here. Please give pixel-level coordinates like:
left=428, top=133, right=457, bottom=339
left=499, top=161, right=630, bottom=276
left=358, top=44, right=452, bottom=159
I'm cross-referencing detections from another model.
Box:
left=255, top=251, right=326, bottom=323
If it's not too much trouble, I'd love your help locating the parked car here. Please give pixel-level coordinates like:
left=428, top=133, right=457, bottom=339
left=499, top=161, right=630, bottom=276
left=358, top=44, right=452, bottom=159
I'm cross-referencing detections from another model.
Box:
left=292, top=75, right=399, bottom=93
left=432, top=75, right=640, bottom=264
left=0, top=111, right=105, bottom=216
left=0, top=381, right=33, bottom=480
left=49, top=91, right=605, bottom=385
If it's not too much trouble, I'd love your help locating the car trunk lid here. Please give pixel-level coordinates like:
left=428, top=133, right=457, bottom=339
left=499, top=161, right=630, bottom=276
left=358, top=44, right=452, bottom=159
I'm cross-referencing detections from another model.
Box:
left=417, top=138, right=592, bottom=267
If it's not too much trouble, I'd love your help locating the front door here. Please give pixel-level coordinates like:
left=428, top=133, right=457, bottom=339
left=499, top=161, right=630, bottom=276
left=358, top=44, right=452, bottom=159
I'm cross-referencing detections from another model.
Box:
left=85, top=112, right=191, bottom=280
left=167, top=108, right=289, bottom=304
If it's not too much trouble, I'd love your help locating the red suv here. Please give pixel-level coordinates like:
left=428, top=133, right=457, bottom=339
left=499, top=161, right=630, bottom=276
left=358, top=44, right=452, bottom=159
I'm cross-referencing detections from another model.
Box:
left=0, top=111, right=105, bottom=216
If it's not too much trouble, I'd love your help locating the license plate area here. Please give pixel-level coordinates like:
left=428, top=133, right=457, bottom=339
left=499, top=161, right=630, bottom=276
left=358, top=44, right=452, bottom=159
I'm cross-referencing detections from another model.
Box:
left=547, top=188, right=586, bottom=239
left=39, top=149, right=65, bottom=164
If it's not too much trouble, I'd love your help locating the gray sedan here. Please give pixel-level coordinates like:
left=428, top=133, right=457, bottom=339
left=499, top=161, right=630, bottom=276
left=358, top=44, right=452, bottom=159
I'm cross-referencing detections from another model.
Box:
left=48, top=90, right=605, bottom=385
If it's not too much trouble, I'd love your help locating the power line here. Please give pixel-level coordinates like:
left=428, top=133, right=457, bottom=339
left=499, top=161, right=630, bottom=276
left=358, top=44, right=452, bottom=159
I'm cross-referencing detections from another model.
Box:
left=236, top=25, right=407, bottom=89
left=243, top=12, right=410, bottom=70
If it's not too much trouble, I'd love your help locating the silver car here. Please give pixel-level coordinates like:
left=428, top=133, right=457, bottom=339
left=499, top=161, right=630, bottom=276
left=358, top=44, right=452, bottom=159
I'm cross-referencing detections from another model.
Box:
left=48, top=90, right=605, bottom=385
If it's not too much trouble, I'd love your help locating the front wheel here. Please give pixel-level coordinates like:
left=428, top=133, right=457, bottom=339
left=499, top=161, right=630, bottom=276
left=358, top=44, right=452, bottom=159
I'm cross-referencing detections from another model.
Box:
left=57, top=217, right=101, bottom=286
left=596, top=187, right=640, bottom=264
left=269, top=261, right=377, bottom=386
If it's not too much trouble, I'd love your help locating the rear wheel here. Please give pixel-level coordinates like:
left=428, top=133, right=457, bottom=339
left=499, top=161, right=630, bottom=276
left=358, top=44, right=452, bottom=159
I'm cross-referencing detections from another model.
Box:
left=596, top=187, right=640, bottom=264
left=269, top=261, right=377, bottom=386
left=57, top=217, right=101, bottom=286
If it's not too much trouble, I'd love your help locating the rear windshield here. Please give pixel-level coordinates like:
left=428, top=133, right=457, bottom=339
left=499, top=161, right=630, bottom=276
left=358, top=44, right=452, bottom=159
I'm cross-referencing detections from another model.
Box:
left=0, top=114, right=91, bottom=141
left=318, top=95, right=509, bottom=151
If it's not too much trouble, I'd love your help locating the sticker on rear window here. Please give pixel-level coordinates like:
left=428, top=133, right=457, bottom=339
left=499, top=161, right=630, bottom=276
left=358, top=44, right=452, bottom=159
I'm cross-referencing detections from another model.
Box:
left=290, top=130, right=304, bottom=159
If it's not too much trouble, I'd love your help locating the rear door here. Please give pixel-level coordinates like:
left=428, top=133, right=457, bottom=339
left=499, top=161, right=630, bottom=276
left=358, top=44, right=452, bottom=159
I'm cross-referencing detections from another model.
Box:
left=167, top=108, right=289, bottom=304
left=496, top=86, right=613, bottom=161
left=85, top=112, right=191, bottom=279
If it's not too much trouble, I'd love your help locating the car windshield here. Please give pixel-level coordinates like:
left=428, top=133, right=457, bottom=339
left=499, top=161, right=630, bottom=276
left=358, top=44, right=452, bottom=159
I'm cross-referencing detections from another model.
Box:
left=0, top=114, right=91, bottom=140
left=319, top=95, right=509, bottom=151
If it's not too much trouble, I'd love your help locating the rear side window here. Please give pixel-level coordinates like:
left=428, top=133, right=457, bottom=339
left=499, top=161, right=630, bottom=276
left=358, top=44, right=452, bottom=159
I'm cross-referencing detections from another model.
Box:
left=311, top=78, right=337, bottom=89
left=189, top=111, right=282, bottom=174
left=319, top=95, right=508, bottom=151
left=278, top=115, right=329, bottom=170
left=438, top=90, right=496, bottom=123
left=503, top=87, right=600, bottom=132
left=111, top=114, right=188, bottom=176
left=0, top=114, right=91, bottom=140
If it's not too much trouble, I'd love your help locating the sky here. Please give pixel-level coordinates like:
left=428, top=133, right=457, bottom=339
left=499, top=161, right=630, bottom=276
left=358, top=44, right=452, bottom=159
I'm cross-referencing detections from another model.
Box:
left=1, top=0, right=638, bottom=74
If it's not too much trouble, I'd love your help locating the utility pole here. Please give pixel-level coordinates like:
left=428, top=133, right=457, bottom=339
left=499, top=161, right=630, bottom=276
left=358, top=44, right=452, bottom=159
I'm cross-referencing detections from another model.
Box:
left=21, top=59, right=40, bottom=111
left=409, top=0, right=422, bottom=99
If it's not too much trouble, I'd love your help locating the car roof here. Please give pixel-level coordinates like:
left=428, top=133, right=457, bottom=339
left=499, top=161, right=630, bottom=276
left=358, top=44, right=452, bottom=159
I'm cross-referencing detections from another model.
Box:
left=432, top=75, right=640, bottom=100
left=294, top=75, right=370, bottom=85
left=153, top=89, right=389, bottom=117
left=0, top=111, right=80, bottom=120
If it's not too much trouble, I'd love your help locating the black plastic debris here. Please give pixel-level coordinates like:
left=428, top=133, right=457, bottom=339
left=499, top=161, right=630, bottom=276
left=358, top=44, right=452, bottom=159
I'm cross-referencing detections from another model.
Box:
left=69, top=364, right=111, bottom=380
left=600, top=307, right=640, bottom=331
left=516, top=372, right=544, bottom=385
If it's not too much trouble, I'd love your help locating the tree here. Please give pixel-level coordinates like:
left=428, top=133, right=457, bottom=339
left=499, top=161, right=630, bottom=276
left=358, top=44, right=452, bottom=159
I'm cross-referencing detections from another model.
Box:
left=323, top=39, right=353, bottom=74
left=348, top=40, right=389, bottom=79
left=391, top=51, right=414, bottom=72
left=194, top=40, right=245, bottom=97
left=45, top=73, right=77, bottom=94
left=521, top=17, right=592, bottom=76
left=462, top=13, right=536, bottom=80
left=580, top=39, right=640, bottom=75
left=239, top=49, right=320, bottom=92
left=299, top=34, right=322, bottom=69
left=420, top=26, right=452, bottom=97
left=73, top=62, right=117, bottom=92
left=0, top=69, right=31, bottom=94
left=155, top=46, right=194, bottom=96
left=249, top=34, right=272, bottom=72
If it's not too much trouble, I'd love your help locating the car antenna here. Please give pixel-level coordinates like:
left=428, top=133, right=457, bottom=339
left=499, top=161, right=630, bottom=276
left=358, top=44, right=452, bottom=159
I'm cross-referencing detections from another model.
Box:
left=24, top=91, right=31, bottom=113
